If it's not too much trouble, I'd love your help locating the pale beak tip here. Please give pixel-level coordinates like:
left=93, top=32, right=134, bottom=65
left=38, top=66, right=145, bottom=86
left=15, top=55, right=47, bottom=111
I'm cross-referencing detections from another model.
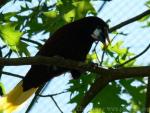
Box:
left=103, top=37, right=110, bottom=50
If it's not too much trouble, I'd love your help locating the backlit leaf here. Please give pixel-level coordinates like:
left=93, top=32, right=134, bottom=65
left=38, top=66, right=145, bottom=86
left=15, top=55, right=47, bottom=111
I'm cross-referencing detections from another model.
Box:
left=0, top=23, right=30, bottom=56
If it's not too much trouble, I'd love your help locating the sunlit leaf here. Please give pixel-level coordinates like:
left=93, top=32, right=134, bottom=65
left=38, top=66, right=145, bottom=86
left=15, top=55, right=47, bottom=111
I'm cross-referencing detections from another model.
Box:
left=89, top=108, right=104, bottom=113
left=139, top=15, right=150, bottom=22
left=43, top=11, right=58, bottom=18
left=0, top=23, right=30, bottom=56
left=0, top=23, right=23, bottom=48
left=0, top=82, right=5, bottom=96
left=108, top=41, right=126, bottom=55
left=106, top=40, right=134, bottom=66
left=86, top=53, right=97, bottom=63
left=63, top=9, right=75, bottom=22
left=73, top=1, right=96, bottom=19
left=130, top=101, right=141, bottom=113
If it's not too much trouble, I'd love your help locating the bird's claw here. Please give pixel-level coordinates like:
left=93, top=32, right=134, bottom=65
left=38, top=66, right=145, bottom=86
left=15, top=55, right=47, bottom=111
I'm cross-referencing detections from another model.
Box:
left=90, top=62, right=99, bottom=69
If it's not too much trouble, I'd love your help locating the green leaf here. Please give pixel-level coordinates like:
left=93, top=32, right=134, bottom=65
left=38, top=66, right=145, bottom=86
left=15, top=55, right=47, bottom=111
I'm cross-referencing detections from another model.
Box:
left=92, top=82, right=128, bottom=113
left=3, top=12, right=18, bottom=21
left=43, top=11, right=58, bottom=18
left=109, top=41, right=127, bottom=55
left=86, top=53, right=97, bottom=63
left=138, top=15, right=150, bottom=22
left=43, top=0, right=96, bottom=34
left=105, top=40, right=135, bottom=66
left=89, top=108, right=104, bottom=113
left=73, top=1, right=96, bottom=19
left=120, top=79, right=146, bottom=111
left=43, top=12, right=67, bottom=33
left=145, top=1, right=150, bottom=8
left=120, top=78, right=146, bottom=113
left=0, top=82, right=5, bottom=96
left=63, top=9, right=75, bottom=22
left=0, top=23, right=23, bottom=48
left=0, top=23, right=30, bottom=56
left=17, top=41, right=30, bottom=56
left=68, top=73, right=96, bottom=104
left=20, top=3, right=30, bottom=12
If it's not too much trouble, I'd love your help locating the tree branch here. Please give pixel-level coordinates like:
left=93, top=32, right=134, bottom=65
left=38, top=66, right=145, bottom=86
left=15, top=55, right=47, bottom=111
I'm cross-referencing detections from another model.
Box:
left=109, top=9, right=150, bottom=32
left=74, top=66, right=150, bottom=113
left=0, top=56, right=150, bottom=79
left=1, top=56, right=150, bottom=112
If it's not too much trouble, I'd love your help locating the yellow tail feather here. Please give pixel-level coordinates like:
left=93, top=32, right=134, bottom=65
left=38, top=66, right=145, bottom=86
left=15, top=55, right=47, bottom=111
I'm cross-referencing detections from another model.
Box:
left=0, top=81, right=38, bottom=113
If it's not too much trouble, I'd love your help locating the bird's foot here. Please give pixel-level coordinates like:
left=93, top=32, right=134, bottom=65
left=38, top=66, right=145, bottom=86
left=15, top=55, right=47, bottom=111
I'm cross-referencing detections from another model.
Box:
left=90, top=62, right=99, bottom=69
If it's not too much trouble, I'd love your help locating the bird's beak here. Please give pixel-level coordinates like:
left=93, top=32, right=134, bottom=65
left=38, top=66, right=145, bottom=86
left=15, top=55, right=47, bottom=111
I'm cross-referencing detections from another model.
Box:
left=103, top=27, right=110, bottom=49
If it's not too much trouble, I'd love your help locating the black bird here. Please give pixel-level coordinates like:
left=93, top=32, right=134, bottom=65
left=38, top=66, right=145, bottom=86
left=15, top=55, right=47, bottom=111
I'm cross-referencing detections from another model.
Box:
left=0, top=16, right=110, bottom=113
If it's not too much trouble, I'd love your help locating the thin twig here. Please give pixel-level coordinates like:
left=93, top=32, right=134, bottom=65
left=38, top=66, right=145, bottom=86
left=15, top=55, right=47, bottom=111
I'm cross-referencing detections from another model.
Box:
left=92, top=42, right=101, bottom=64
left=4, top=50, right=12, bottom=58
left=38, top=89, right=66, bottom=113
left=38, top=91, right=68, bottom=97
left=95, top=50, right=101, bottom=64
left=1, top=45, right=7, bottom=49
left=100, top=33, right=118, bottom=66
left=2, top=71, right=24, bottom=79
left=100, top=51, right=105, bottom=66
left=110, top=9, right=150, bottom=32
left=114, top=43, right=150, bottom=68
left=25, top=84, right=46, bottom=113
left=21, top=38, right=43, bottom=47
left=51, top=96, right=63, bottom=113
left=98, top=1, right=107, bottom=13
left=39, top=91, right=65, bottom=113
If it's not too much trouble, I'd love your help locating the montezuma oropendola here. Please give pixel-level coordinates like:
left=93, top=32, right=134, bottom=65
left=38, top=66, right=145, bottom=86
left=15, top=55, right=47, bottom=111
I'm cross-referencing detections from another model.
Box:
left=0, top=16, right=110, bottom=113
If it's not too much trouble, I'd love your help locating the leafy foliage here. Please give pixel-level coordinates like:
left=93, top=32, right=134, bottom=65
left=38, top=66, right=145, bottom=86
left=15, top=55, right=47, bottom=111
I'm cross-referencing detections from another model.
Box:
left=0, top=0, right=96, bottom=55
left=0, top=82, right=5, bottom=96
left=105, top=40, right=135, bottom=67
left=0, top=0, right=149, bottom=113
left=69, top=73, right=97, bottom=105
left=0, top=23, right=30, bottom=56
left=138, top=0, right=150, bottom=27
left=89, top=108, right=104, bottom=113
left=68, top=41, right=146, bottom=113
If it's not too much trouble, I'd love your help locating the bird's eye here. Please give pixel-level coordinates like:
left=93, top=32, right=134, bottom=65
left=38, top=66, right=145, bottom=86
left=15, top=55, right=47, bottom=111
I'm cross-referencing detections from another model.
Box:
left=91, top=28, right=102, bottom=40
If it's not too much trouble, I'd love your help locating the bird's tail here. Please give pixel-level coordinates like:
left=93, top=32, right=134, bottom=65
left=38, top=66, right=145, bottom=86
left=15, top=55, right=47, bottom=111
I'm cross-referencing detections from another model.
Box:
left=0, top=81, right=37, bottom=113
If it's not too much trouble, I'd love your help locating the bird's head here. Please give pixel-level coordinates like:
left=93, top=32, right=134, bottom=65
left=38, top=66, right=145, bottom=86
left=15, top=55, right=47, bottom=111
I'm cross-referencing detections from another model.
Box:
left=90, top=18, right=110, bottom=49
